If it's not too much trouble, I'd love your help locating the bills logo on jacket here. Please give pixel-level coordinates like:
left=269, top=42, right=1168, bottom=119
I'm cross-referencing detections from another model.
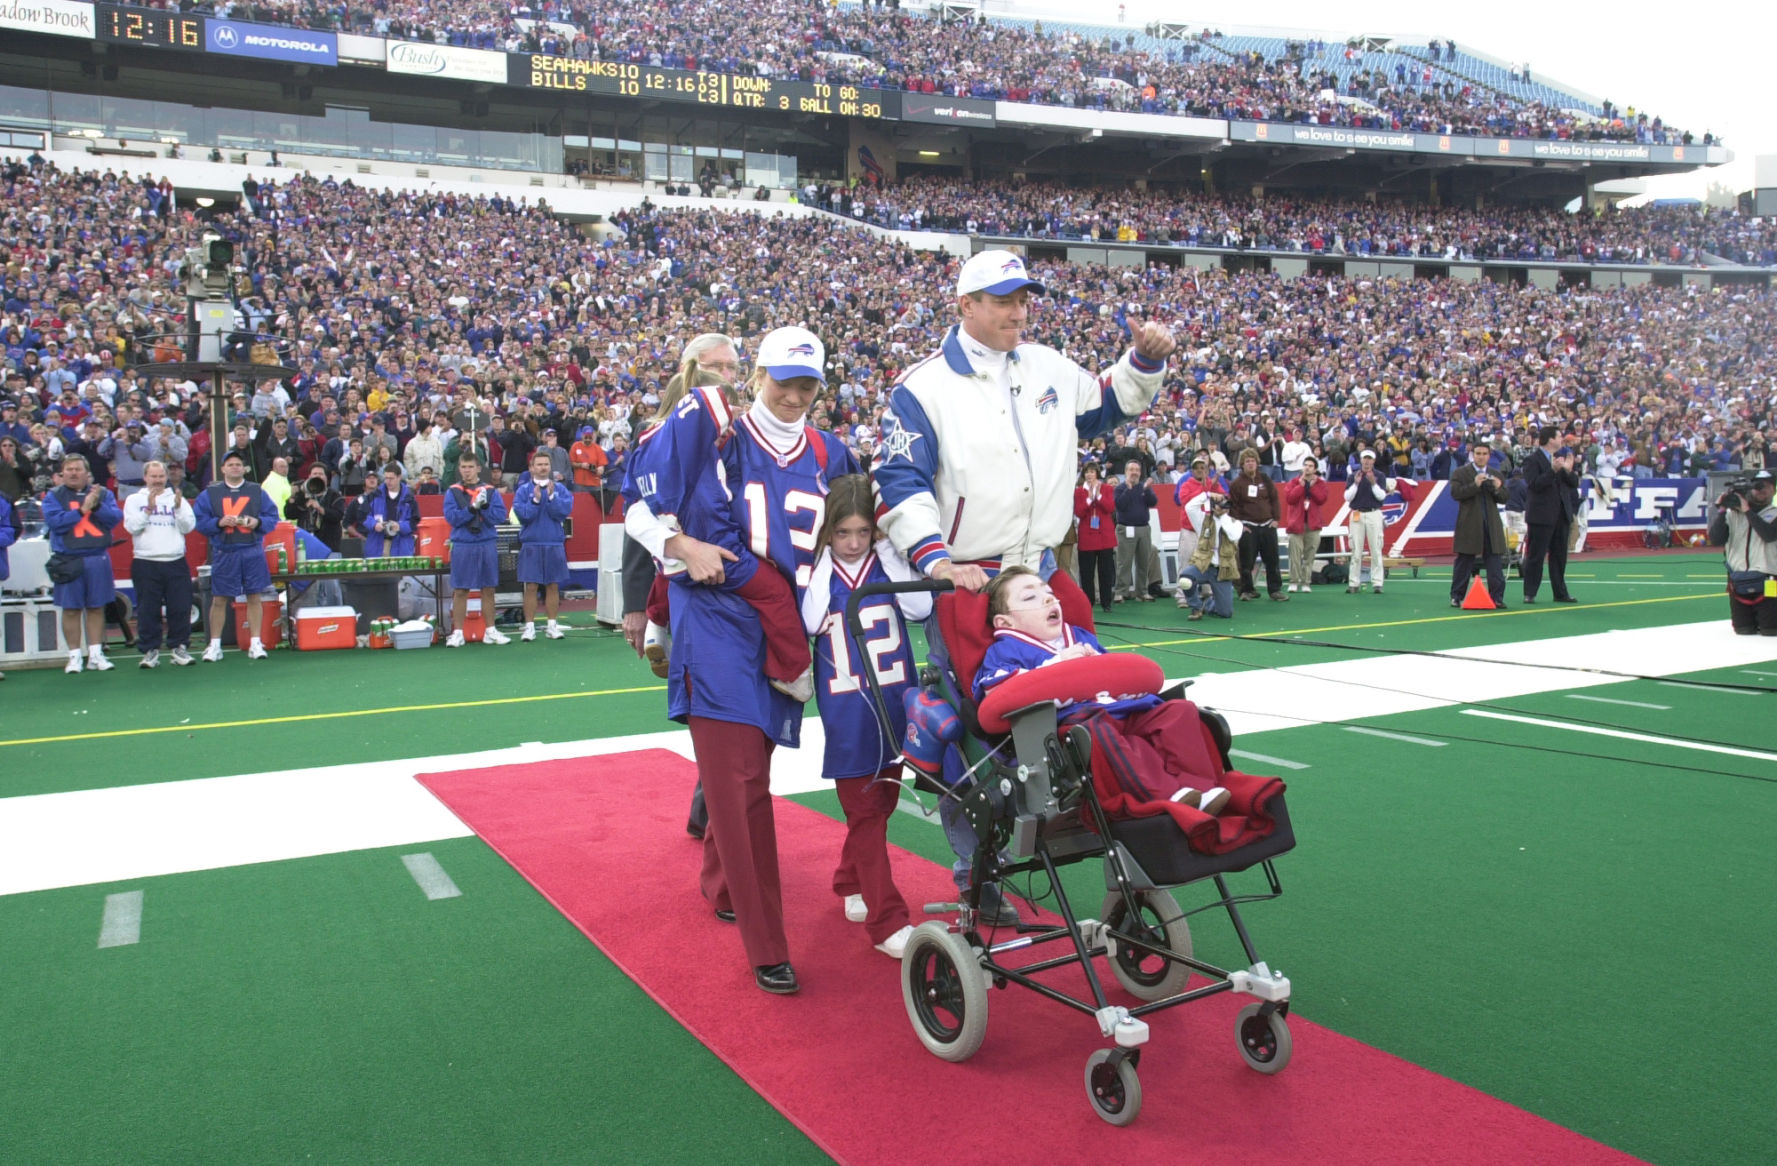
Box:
left=1035, top=386, right=1059, bottom=414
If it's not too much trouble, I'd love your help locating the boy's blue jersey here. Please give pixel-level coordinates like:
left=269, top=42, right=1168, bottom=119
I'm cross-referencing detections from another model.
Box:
left=974, top=625, right=1161, bottom=720
left=811, top=552, right=914, bottom=779
left=653, top=397, right=859, bottom=745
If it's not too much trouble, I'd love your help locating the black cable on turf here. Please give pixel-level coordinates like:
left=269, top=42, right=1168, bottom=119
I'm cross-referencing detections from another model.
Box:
left=1093, top=617, right=1777, bottom=695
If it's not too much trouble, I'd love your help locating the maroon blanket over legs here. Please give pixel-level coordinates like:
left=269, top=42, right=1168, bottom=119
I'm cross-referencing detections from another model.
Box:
left=1075, top=702, right=1286, bottom=855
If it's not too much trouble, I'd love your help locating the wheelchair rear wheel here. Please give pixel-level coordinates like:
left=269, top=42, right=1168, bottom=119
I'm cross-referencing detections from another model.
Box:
left=1235, top=1002, right=1293, bottom=1074
left=1084, top=1047, right=1142, bottom=1126
left=1100, top=889, right=1193, bottom=1001
left=902, top=922, right=988, bottom=1062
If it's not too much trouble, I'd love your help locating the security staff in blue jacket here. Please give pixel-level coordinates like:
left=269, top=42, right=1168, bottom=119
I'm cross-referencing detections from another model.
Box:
left=44, top=454, right=123, bottom=672
left=511, top=449, right=574, bottom=641
left=194, top=449, right=281, bottom=662
left=443, top=450, right=510, bottom=647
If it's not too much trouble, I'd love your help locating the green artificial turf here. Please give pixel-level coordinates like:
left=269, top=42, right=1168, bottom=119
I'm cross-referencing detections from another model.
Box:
left=2, top=553, right=1769, bottom=1165
left=0, top=839, right=828, bottom=1166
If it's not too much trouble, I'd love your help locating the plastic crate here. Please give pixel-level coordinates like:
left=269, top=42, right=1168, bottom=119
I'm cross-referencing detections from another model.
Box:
left=391, top=626, right=434, bottom=650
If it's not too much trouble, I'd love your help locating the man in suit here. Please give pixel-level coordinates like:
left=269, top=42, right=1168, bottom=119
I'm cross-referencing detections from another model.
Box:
left=1449, top=440, right=1509, bottom=608
left=1521, top=425, right=1579, bottom=604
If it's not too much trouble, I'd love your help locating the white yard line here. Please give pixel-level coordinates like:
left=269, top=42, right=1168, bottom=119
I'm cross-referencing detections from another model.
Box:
left=97, top=890, right=144, bottom=948
left=1462, top=710, right=1777, bottom=764
left=3, top=621, right=1773, bottom=899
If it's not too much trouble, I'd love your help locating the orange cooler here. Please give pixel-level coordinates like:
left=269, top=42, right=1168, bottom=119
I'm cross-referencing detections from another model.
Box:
left=295, top=606, right=358, bottom=651
left=416, top=516, right=452, bottom=564
left=462, top=597, right=485, bottom=643
left=232, top=596, right=284, bottom=648
left=263, top=522, right=297, bottom=576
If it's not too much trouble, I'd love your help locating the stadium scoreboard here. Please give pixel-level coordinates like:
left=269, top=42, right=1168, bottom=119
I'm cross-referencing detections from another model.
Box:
left=96, top=3, right=202, bottom=49
left=515, top=56, right=902, bottom=120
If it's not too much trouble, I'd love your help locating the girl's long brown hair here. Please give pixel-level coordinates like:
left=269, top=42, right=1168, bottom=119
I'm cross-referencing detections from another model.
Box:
left=814, top=473, right=876, bottom=561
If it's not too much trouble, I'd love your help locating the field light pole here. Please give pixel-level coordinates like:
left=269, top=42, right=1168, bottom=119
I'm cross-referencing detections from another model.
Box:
left=136, top=233, right=296, bottom=482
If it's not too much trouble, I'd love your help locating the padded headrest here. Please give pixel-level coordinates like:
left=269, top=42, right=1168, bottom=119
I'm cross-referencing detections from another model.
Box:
left=976, top=653, right=1164, bottom=734
left=936, top=570, right=1097, bottom=702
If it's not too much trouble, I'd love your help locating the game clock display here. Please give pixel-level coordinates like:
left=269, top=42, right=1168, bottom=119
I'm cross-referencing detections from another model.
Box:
left=97, top=4, right=203, bottom=49
left=514, top=55, right=902, bottom=120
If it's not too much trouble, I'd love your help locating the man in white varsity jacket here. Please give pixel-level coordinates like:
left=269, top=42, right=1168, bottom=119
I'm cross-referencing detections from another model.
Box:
left=873, top=249, right=1178, bottom=595
left=870, top=248, right=1177, bottom=922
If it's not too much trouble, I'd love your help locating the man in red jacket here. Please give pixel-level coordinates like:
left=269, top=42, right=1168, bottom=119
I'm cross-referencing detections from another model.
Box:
left=1282, top=456, right=1330, bottom=593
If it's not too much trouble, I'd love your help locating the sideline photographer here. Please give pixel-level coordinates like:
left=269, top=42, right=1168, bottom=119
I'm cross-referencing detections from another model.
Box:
left=1707, top=469, right=1777, bottom=636
left=285, top=464, right=345, bottom=551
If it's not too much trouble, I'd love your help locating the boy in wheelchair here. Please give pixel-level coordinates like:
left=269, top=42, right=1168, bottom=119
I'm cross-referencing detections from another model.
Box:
left=976, top=567, right=1284, bottom=850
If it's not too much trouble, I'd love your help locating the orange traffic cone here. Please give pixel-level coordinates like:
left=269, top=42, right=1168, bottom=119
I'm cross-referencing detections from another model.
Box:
left=1460, top=575, right=1497, bottom=610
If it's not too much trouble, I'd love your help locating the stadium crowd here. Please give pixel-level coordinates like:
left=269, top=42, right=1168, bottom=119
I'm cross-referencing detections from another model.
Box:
left=143, top=0, right=1685, bottom=143
left=1, top=160, right=1772, bottom=531
left=806, top=177, right=1777, bottom=267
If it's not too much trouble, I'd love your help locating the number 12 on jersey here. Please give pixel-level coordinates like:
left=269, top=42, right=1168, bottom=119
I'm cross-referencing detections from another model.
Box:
left=822, top=606, right=907, bottom=695
left=743, top=481, right=824, bottom=587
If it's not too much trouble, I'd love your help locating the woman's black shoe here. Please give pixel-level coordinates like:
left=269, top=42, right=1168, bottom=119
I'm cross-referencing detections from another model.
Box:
left=714, top=908, right=736, bottom=922
left=754, top=962, right=799, bottom=994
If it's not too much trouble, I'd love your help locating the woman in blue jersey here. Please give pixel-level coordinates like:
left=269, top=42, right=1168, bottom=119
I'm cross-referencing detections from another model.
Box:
left=626, top=327, right=859, bottom=995
left=799, top=476, right=926, bottom=960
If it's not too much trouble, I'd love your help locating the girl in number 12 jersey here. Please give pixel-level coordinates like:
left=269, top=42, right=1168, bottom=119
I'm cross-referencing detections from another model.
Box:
left=800, top=475, right=927, bottom=959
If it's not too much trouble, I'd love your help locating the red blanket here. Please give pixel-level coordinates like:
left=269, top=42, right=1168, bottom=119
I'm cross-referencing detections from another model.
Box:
left=1075, top=701, right=1286, bottom=855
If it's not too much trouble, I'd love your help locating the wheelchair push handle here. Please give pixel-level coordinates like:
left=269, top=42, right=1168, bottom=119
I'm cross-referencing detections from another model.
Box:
left=840, top=578, right=953, bottom=733
left=842, top=577, right=953, bottom=642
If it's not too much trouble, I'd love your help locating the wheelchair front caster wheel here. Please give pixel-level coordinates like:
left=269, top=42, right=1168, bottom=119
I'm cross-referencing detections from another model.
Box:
left=1084, top=1047, right=1142, bottom=1126
left=1235, top=1003, right=1293, bottom=1074
left=902, top=922, right=988, bottom=1062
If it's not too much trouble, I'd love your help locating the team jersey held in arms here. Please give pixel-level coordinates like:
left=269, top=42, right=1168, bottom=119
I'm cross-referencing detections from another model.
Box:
left=637, top=389, right=860, bottom=745
left=802, top=546, right=929, bottom=779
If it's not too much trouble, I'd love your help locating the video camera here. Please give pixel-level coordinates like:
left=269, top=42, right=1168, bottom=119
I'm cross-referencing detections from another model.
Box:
left=1716, top=475, right=1760, bottom=511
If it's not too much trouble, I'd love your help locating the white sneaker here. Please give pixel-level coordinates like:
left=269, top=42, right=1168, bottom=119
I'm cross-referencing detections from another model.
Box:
left=202, top=642, right=225, bottom=663
left=481, top=627, right=511, bottom=645
left=1346, top=585, right=1359, bottom=594
left=445, top=630, right=466, bottom=648
left=643, top=620, right=671, bottom=678
left=247, top=641, right=268, bottom=660
left=170, top=647, right=195, bottom=666
left=520, top=622, right=536, bottom=642
left=65, top=653, right=83, bottom=674
left=139, top=650, right=160, bottom=669
left=1302, top=585, right=1312, bottom=593
left=874, top=924, right=915, bottom=960
left=1286, top=584, right=1298, bottom=593
left=843, top=894, right=868, bottom=923
left=769, top=666, right=814, bottom=704
left=1169, top=785, right=1231, bottom=815
left=545, top=622, right=565, bottom=640
left=88, top=652, right=115, bottom=672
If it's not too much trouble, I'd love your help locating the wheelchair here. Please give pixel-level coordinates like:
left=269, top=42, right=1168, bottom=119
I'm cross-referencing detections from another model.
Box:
left=843, top=578, right=1297, bottom=1126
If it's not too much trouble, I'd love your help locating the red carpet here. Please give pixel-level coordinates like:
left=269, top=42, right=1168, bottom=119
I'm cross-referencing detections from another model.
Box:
left=418, top=752, right=1645, bottom=1166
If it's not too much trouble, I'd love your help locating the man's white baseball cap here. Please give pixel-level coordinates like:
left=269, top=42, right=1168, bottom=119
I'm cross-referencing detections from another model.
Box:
left=756, top=326, right=826, bottom=384
left=956, top=249, right=1046, bottom=297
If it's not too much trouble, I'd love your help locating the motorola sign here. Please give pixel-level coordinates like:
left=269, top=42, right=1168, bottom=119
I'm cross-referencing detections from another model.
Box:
left=204, top=17, right=337, bottom=65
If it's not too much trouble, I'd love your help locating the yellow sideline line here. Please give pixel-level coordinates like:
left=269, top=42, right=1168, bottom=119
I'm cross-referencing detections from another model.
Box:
left=1, top=593, right=1717, bottom=749
left=1112, top=591, right=1717, bottom=649
left=0, top=684, right=666, bottom=749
